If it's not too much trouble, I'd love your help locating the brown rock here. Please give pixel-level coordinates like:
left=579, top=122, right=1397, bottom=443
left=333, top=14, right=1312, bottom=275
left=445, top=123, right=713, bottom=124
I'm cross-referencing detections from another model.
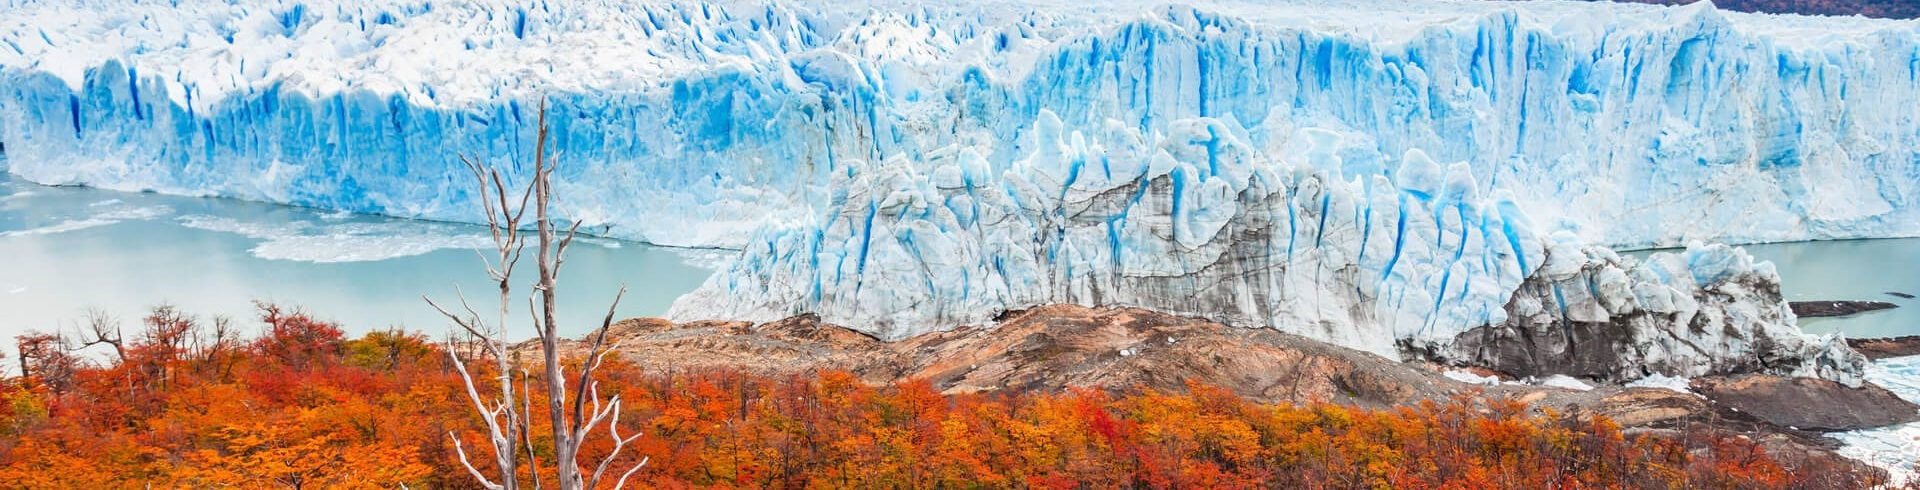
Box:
left=1594, top=388, right=1708, bottom=427
left=538, top=315, right=898, bottom=383
left=558, top=305, right=1896, bottom=486
left=1693, top=374, right=1920, bottom=431
left=1790, top=300, right=1898, bottom=318
left=887, top=305, right=1444, bottom=407
left=1848, top=335, right=1920, bottom=360
left=559, top=305, right=1455, bottom=407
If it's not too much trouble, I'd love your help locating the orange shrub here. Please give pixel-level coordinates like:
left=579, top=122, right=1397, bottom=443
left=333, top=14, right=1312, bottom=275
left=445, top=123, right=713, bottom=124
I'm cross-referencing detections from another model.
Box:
left=0, top=306, right=1875, bottom=489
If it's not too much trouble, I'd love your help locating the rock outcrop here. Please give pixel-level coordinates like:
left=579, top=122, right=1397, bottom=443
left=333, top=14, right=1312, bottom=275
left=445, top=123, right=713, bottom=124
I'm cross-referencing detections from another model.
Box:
left=1848, top=336, right=1920, bottom=360
left=576, top=304, right=1895, bottom=424
left=573, top=304, right=1454, bottom=408
left=1791, top=300, right=1898, bottom=318
left=892, top=306, right=1440, bottom=407
left=1444, top=240, right=1866, bottom=385
left=1693, top=375, right=1920, bottom=431
left=560, top=303, right=1904, bottom=487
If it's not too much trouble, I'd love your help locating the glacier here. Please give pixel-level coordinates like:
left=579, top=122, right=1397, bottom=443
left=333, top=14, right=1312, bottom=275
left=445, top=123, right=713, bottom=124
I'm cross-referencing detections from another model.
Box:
left=2, top=0, right=1912, bottom=379
left=3, top=0, right=1919, bottom=248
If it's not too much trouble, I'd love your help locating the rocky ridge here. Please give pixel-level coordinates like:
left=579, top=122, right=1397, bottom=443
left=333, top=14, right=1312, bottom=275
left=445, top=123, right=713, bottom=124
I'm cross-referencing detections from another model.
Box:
left=550, top=303, right=1907, bottom=485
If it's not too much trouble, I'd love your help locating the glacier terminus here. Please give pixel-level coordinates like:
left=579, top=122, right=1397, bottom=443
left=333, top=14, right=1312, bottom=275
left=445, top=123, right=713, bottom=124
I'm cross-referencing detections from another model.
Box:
left=4, top=0, right=1917, bottom=384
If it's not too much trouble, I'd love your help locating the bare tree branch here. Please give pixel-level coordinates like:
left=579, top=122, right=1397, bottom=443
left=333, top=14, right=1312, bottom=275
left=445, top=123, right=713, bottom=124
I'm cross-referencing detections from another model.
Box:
left=439, top=98, right=653, bottom=490
left=425, top=295, right=499, bottom=359
left=75, top=308, right=126, bottom=363
left=585, top=398, right=647, bottom=490
left=569, top=286, right=626, bottom=444
left=449, top=432, right=504, bottom=490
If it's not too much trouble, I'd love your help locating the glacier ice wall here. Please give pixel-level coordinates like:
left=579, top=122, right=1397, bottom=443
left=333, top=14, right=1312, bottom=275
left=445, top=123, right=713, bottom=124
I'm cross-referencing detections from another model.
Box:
left=676, top=113, right=1542, bottom=358
left=3, top=0, right=1918, bottom=249
left=669, top=109, right=1866, bottom=383
left=0, top=0, right=1902, bottom=378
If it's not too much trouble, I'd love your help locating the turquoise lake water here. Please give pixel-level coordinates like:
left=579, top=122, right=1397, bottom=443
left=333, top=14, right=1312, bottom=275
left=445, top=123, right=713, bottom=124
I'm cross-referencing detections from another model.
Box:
left=0, top=172, right=718, bottom=341
left=1700, top=238, right=1920, bottom=339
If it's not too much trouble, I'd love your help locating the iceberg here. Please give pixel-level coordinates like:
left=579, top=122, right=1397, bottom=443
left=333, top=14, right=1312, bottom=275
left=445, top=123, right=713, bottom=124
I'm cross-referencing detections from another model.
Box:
left=1, top=0, right=1904, bottom=379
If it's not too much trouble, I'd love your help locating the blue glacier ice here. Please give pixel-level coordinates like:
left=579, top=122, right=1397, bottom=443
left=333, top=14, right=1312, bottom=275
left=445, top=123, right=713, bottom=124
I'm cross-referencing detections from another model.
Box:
left=1, top=0, right=1904, bottom=380
left=4, top=0, right=1918, bottom=248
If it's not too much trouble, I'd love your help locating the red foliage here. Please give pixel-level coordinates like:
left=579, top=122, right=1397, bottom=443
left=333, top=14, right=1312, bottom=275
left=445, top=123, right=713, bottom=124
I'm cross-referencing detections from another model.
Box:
left=0, top=305, right=1884, bottom=488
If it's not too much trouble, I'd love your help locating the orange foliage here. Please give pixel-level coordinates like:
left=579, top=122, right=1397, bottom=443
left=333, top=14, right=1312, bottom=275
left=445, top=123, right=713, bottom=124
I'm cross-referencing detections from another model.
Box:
left=0, top=306, right=1873, bottom=489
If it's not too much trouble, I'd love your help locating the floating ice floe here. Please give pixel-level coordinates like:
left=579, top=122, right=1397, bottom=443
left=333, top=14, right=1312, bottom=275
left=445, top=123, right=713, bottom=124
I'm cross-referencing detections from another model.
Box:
left=0, top=204, right=172, bottom=238
left=177, top=214, right=493, bottom=263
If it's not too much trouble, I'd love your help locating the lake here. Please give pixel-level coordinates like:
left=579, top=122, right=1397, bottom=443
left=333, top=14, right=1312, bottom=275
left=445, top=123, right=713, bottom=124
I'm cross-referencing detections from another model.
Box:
left=0, top=172, right=720, bottom=342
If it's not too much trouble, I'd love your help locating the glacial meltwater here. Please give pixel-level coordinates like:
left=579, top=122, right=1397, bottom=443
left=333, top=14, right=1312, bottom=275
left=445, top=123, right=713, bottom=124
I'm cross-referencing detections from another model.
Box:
left=1737, top=239, right=1920, bottom=339
left=0, top=172, right=718, bottom=341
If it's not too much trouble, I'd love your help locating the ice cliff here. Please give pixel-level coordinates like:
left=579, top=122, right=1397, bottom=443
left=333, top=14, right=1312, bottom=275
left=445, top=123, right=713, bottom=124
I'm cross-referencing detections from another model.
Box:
left=4, top=0, right=1919, bottom=248
left=2, top=0, right=1907, bottom=380
left=670, top=111, right=1866, bottom=382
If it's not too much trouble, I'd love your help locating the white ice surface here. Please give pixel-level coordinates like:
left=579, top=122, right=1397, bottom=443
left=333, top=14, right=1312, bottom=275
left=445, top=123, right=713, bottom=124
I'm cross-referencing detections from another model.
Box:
left=176, top=214, right=493, bottom=263
left=3, top=0, right=1917, bottom=249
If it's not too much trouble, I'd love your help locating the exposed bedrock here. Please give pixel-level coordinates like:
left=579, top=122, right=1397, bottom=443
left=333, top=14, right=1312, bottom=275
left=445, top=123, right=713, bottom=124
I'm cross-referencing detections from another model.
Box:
left=1849, top=336, right=1920, bottom=360
left=1692, top=375, right=1920, bottom=431
left=1790, top=300, right=1898, bottom=318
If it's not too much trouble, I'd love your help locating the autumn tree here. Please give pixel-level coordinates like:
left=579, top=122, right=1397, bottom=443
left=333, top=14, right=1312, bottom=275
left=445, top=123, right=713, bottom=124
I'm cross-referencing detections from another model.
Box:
left=254, top=304, right=345, bottom=372
left=13, top=332, right=75, bottom=394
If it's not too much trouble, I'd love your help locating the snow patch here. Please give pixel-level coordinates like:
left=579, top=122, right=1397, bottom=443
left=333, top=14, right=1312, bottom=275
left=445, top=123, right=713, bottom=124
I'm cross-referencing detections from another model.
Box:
left=1625, top=374, right=1697, bottom=396
left=1444, top=370, right=1502, bottom=386
left=1535, top=375, right=1594, bottom=391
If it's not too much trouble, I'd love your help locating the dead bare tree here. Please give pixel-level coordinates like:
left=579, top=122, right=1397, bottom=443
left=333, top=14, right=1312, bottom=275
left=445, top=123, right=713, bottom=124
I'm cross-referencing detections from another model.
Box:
left=75, top=307, right=126, bottom=364
left=428, top=100, right=647, bottom=490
